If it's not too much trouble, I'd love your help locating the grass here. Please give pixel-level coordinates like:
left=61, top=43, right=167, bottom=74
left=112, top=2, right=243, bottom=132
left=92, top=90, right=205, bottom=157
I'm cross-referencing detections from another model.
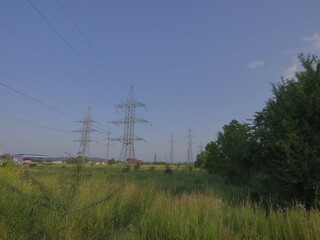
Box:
left=0, top=164, right=320, bottom=239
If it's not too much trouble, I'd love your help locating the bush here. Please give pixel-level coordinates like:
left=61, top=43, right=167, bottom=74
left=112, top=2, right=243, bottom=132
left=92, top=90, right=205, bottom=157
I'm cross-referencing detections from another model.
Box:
left=107, top=159, right=117, bottom=165
left=0, top=154, right=13, bottom=167
left=29, top=163, right=37, bottom=168
left=164, top=165, right=173, bottom=174
left=134, top=164, right=141, bottom=171
left=122, top=165, right=131, bottom=173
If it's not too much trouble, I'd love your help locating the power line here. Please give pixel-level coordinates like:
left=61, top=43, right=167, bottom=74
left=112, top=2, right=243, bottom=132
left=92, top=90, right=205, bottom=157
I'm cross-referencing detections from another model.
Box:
left=26, top=0, right=122, bottom=101
left=0, top=113, right=69, bottom=133
left=0, top=80, right=78, bottom=120
left=55, top=0, right=127, bottom=90
left=0, top=69, right=82, bottom=115
left=0, top=138, right=75, bottom=148
left=0, top=104, right=75, bottom=128
left=0, top=130, right=74, bottom=144
left=0, top=18, right=108, bottom=105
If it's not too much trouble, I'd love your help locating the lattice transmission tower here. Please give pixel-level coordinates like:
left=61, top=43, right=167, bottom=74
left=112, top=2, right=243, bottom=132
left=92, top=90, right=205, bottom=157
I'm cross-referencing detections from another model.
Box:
left=74, top=107, right=98, bottom=158
left=169, top=132, right=175, bottom=163
left=185, top=126, right=195, bottom=163
left=111, top=86, right=149, bottom=162
left=197, top=142, right=204, bottom=153
left=105, top=129, right=112, bottom=161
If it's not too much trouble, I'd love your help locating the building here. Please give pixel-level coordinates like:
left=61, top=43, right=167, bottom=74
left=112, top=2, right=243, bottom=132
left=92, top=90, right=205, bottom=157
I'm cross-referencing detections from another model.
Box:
left=12, top=154, right=47, bottom=164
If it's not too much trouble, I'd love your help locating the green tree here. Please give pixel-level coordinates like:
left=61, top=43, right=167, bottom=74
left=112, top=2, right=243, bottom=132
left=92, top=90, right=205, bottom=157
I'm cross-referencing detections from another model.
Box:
left=252, top=54, right=320, bottom=207
left=204, top=120, right=252, bottom=184
left=194, top=151, right=207, bottom=169
left=204, top=141, right=219, bottom=174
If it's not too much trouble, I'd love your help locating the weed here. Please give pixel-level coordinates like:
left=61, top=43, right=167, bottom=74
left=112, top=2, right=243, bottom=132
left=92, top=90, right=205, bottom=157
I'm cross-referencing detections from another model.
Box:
left=29, top=163, right=37, bottom=168
left=164, top=164, right=173, bottom=174
left=1, top=165, right=320, bottom=239
left=122, top=164, right=131, bottom=173
left=134, top=164, right=141, bottom=171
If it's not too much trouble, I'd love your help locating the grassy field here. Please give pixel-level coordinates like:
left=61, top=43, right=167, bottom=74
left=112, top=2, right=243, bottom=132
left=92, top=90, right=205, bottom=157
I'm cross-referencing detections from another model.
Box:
left=0, top=163, right=320, bottom=240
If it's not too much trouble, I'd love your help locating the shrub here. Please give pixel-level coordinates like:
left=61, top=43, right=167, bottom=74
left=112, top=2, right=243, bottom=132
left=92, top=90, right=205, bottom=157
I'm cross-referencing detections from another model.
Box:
left=0, top=154, right=13, bottom=167
left=29, top=163, right=37, bottom=168
left=134, top=164, right=141, bottom=171
left=122, top=165, right=131, bottom=173
left=164, top=165, right=173, bottom=174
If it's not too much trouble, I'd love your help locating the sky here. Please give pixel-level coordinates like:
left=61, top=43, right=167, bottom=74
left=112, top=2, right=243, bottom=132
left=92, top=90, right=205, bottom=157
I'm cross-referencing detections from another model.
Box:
left=1, top=0, right=320, bottom=162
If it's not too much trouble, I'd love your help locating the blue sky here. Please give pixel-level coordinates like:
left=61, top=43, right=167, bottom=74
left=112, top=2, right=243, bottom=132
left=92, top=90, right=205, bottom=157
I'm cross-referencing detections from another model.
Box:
left=1, top=0, right=320, bottom=161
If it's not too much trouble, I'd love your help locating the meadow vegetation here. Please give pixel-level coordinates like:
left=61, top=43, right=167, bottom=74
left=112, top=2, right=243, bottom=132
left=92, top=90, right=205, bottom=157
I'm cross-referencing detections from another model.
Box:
left=1, top=163, right=320, bottom=240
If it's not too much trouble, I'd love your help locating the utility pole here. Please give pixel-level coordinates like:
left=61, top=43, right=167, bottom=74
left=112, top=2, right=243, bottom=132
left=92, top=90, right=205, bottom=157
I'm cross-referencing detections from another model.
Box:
left=105, top=129, right=112, bottom=162
left=154, top=152, right=157, bottom=162
left=169, top=132, right=175, bottom=163
left=74, top=107, right=98, bottom=159
left=185, top=126, right=195, bottom=163
left=110, top=86, right=149, bottom=162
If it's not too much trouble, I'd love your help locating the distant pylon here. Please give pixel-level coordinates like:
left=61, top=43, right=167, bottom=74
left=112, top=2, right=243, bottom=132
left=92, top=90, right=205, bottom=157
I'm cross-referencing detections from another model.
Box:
left=105, top=129, right=112, bottom=161
left=197, top=142, right=204, bottom=153
left=185, top=126, right=195, bottom=163
left=169, top=133, right=175, bottom=163
left=110, top=86, right=149, bottom=162
left=74, top=107, right=98, bottom=158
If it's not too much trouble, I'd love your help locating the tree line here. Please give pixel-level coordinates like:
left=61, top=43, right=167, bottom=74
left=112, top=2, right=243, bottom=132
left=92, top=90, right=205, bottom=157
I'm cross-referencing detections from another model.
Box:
left=195, top=54, right=320, bottom=208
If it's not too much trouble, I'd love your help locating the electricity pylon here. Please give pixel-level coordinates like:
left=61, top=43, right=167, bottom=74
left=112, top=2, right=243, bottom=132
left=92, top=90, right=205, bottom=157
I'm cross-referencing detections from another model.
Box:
left=197, top=142, right=204, bottom=153
left=74, top=107, right=98, bottom=158
left=185, top=126, right=195, bottom=163
left=110, top=86, right=149, bottom=162
left=105, top=129, right=112, bottom=161
left=169, top=132, right=175, bottom=163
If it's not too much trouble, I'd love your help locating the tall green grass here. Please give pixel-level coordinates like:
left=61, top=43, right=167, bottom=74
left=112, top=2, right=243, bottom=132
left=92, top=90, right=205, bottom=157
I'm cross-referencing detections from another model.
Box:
left=0, top=164, right=320, bottom=239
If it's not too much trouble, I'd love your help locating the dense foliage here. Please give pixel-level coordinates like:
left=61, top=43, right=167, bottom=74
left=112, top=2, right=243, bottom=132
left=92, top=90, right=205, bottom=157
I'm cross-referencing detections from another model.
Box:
left=196, top=54, right=320, bottom=207
left=198, top=120, right=252, bottom=185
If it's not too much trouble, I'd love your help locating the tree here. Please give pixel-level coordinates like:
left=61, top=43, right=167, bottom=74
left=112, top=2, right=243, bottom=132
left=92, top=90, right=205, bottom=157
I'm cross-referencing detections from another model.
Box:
left=204, top=141, right=219, bottom=174
left=204, top=120, right=252, bottom=184
left=252, top=54, right=320, bottom=207
left=194, top=151, right=207, bottom=169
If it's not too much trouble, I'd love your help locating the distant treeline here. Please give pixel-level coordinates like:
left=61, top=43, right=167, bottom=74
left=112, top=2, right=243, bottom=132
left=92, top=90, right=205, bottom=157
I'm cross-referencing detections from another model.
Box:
left=195, top=54, right=320, bottom=208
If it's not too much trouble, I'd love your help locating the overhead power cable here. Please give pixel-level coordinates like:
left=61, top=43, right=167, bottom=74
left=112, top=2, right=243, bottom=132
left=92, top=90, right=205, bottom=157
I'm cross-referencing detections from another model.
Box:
left=0, top=80, right=78, bottom=120
left=0, top=68, right=83, bottom=115
left=0, top=113, right=70, bottom=133
left=0, top=104, right=75, bottom=128
left=0, top=138, right=75, bottom=148
left=0, top=18, right=109, bottom=105
left=26, top=0, right=122, bottom=101
left=55, top=0, right=127, bottom=89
